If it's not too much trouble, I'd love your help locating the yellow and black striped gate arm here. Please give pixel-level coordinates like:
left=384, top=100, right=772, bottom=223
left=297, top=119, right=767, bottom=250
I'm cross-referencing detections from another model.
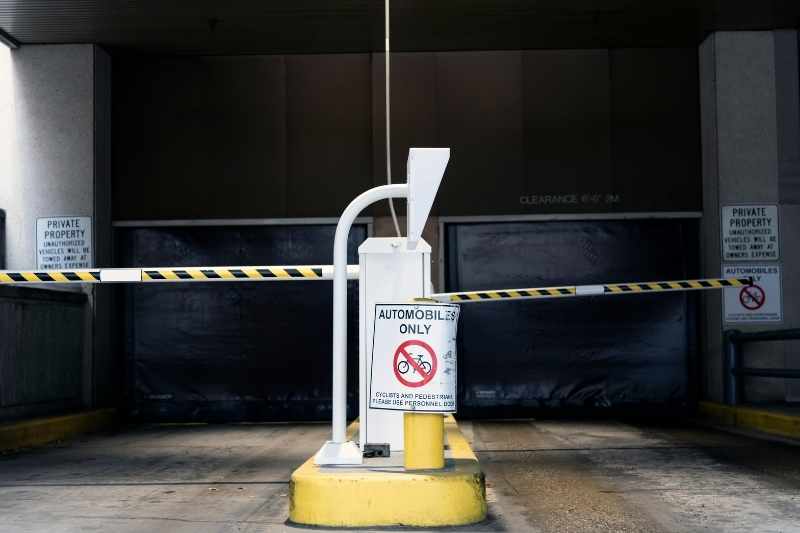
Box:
left=0, top=269, right=751, bottom=305
left=427, top=276, right=753, bottom=303
left=0, top=265, right=360, bottom=284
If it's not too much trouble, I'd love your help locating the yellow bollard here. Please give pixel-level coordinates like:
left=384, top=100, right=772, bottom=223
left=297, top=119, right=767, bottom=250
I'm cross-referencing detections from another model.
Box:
left=404, top=412, right=445, bottom=470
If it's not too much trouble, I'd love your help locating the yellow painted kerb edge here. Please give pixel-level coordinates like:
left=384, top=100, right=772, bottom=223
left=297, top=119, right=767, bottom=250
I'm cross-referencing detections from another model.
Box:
left=0, top=409, right=117, bottom=453
left=699, top=401, right=800, bottom=440
left=289, top=415, right=487, bottom=527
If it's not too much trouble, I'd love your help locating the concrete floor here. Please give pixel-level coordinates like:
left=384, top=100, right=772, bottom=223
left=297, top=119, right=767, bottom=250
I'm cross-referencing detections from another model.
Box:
left=1, top=419, right=799, bottom=532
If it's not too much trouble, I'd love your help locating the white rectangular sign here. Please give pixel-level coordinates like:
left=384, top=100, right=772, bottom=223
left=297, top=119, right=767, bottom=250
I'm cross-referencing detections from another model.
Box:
left=36, top=216, right=93, bottom=270
left=722, top=205, right=779, bottom=261
left=723, top=264, right=782, bottom=323
left=369, top=303, right=459, bottom=413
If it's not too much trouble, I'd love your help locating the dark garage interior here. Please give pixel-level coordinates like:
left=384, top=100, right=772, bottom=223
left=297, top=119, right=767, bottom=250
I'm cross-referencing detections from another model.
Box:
left=1, top=2, right=799, bottom=531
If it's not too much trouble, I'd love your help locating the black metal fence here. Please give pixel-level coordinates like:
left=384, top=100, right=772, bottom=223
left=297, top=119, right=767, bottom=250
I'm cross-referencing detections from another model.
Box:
left=723, top=329, right=800, bottom=405
left=0, top=285, right=88, bottom=422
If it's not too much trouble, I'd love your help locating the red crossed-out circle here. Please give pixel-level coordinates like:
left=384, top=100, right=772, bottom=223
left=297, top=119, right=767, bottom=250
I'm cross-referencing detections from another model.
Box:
left=393, top=340, right=437, bottom=388
left=740, top=284, right=766, bottom=310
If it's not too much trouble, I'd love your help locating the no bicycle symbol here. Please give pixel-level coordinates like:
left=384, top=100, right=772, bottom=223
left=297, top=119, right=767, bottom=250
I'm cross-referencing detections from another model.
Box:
left=393, top=339, right=437, bottom=388
left=370, top=303, right=459, bottom=412
left=739, top=284, right=766, bottom=310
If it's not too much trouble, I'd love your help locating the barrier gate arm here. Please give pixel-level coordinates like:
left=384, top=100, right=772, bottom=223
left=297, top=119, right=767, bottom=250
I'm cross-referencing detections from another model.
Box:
left=428, top=276, right=753, bottom=303
left=0, top=265, right=360, bottom=284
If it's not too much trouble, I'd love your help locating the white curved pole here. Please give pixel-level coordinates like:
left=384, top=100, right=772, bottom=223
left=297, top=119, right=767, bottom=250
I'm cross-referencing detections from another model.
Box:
left=331, top=184, right=408, bottom=443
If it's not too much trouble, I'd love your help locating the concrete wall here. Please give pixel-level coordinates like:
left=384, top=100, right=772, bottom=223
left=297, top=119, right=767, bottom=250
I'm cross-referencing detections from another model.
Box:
left=0, top=209, right=5, bottom=268
left=0, top=50, right=15, bottom=269
left=0, top=45, right=115, bottom=413
left=700, top=31, right=800, bottom=403
left=1, top=45, right=95, bottom=269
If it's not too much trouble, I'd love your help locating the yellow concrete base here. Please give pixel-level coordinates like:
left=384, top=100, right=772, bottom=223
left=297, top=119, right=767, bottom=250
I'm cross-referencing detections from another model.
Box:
left=290, top=415, right=487, bottom=527
left=699, top=401, right=800, bottom=440
left=0, top=409, right=117, bottom=453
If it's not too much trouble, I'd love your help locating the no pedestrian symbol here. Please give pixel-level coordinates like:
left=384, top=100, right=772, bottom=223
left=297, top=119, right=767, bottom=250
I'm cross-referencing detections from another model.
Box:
left=739, top=284, right=765, bottom=310
left=393, top=339, right=437, bottom=388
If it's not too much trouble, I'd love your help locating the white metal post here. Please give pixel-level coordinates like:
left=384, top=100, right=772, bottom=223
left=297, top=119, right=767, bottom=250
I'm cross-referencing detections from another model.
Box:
left=315, top=184, right=409, bottom=465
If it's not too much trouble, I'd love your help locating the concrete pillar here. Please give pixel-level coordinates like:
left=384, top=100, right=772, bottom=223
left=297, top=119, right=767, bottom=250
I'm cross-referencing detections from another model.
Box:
left=700, top=31, right=800, bottom=403
left=0, top=45, right=114, bottom=408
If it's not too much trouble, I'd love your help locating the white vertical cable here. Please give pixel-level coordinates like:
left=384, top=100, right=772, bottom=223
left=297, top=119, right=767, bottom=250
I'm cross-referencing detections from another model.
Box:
left=386, top=0, right=402, bottom=237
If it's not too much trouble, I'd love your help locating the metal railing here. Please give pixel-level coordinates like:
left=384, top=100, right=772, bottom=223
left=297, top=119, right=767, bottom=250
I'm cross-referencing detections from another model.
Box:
left=724, top=328, right=800, bottom=406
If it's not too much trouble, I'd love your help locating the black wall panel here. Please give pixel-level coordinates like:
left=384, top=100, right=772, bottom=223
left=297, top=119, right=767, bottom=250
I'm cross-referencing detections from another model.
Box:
left=286, top=55, right=373, bottom=217
left=434, top=51, right=525, bottom=215
left=119, top=224, right=367, bottom=422
left=113, top=49, right=701, bottom=220
left=522, top=50, right=612, bottom=210
left=371, top=52, right=438, bottom=213
left=114, top=55, right=288, bottom=220
left=611, top=48, right=702, bottom=212
left=446, top=219, right=699, bottom=417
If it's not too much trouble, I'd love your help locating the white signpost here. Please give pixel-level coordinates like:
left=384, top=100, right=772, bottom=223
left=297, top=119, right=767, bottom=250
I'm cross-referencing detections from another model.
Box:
left=721, top=205, right=779, bottom=261
left=723, top=264, right=782, bottom=323
left=36, top=216, right=92, bottom=270
left=369, top=303, right=459, bottom=413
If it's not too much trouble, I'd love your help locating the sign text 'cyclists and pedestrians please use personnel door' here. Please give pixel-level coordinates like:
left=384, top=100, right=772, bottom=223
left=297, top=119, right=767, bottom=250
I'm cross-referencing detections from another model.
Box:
left=369, top=303, right=459, bottom=413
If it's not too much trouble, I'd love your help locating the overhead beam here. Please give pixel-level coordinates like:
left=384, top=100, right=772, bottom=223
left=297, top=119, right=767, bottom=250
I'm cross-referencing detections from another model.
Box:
left=0, top=27, right=19, bottom=49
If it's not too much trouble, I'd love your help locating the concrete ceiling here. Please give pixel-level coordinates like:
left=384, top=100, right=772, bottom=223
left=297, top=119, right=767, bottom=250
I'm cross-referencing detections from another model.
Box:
left=0, top=1, right=798, bottom=55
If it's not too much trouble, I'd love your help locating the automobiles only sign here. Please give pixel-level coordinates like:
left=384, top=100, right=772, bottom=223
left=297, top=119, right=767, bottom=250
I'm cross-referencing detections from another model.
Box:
left=369, top=303, right=459, bottom=413
left=723, top=264, right=782, bottom=323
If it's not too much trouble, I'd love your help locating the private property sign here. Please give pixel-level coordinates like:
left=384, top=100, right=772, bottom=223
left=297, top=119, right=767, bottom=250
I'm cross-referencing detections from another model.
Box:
left=369, top=303, right=459, bottom=413
left=722, top=205, right=779, bottom=261
left=36, top=216, right=92, bottom=270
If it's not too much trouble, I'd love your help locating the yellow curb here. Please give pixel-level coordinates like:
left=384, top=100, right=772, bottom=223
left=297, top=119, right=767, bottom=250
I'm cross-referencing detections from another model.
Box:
left=0, top=409, right=117, bottom=453
left=699, top=401, right=800, bottom=440
left=289, top=415, right=487, bottom=527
